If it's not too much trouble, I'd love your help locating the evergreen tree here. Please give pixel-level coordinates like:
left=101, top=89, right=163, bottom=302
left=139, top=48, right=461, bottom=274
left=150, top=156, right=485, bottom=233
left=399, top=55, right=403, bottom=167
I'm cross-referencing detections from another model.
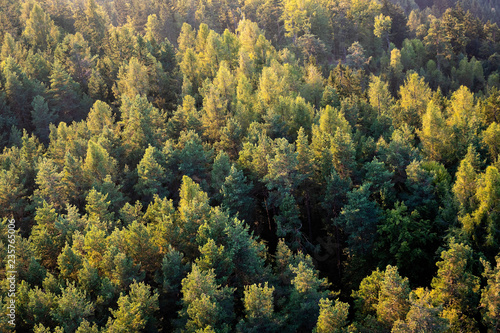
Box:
left=52, top=282, right=94, bottom=332
left=210, top=151, right=231, bottom=202
left=238, top=282, right=280, bottom=332
left=430, top=240, right=481, bottom=332
left=314, top=298, right=350, bottom=333
left=461, top=166, right=500, bottom=255
left=106, top=282, right=159, bottom=333
left=33, top=157, right=63, bottom=209
left=179, top=264, right=234, bottom=332
left=135, top=145, right=169, bottom=202
left=177, top=175, right=211, bottom=259
left=57, top=243, right=83, bottom=282
left=397, top=72, right=432, bottom=129
left=453, top=145, right=480, bottom=216
left=480, top=256, right=500, bottom=332
left=119, top=95, right=166, bottom=167
left=30, top=201, right=63, bottom=270
left=83, top=140, right=117, bottom=186
left=54, top=33, right=94, bottom=89
left=2, top=57, right=46, bottom=129
left=48, top=61, right=88, bottom=123
left=482, top=122, right=500, bottom=162
left=31, top=95, right=57, bottom=143
left=287, top=260, right=330, bottom=331
left=375, top=202, right=436, bottom=283
left=221, top=165, right=255, bottom=223
left=85, top=188, right=116, bottom=232
left=74, top=0, right=108, bottom=54
left=447, top=86, right=481, bottom=158
left=392, top=288, right=448, bottom=333
left=418, top=100, right=452, bottom=163
left=335, top=183, right=381, bottom=256
left=22, top=3, right=59, bottom=52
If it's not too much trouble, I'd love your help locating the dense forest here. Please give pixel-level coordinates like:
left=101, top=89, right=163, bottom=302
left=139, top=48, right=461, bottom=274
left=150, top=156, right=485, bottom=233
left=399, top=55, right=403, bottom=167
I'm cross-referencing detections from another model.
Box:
left=0, top=0, right=500, bottom=332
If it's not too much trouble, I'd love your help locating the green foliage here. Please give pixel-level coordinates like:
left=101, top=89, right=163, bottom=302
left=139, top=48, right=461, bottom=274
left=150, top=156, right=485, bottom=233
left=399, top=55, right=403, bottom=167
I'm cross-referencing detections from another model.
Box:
left=31, top=95, right=56, bottom=143
left=353, top=265, right=410, bottom=329
left=119, top=95, right=167, bottom=166
left=430, top=240, right=481, bottom=331
left=397, top=72, right=432, bottom=129
left=314, top=298, right=350, bottom=333
left=238, top=282, right=280, bottom=332
left=220, top=164, right=255, bottom=223
left=335, top=183, right=381, bottom=255
left=375, top=202, right=436, bottom=282
left=392, top=288, right=448, bottom=333
left=287, top=260, right=330, bottom=331
left=480, top=256, right=500, bottom=331
left=107, top=281, right=159, bottom=332
left=135, top=145, right=169, bottom=202
left=52, top=282, right=94, bottom=332
left=2, top=1, right=500, bottom=332
left=461, top=165, right=500, bottom=255
left=180, top=264, right=234, bottom=332
left=177, top=175, right=211, bottom=258
left=48, top=61, right=89, bottom=123
left=22, top=3, right=59, bottom=52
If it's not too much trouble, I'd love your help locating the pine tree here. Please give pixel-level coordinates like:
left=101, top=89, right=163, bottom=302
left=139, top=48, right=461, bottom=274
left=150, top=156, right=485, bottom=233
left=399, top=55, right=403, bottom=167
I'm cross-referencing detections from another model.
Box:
left=74, top=0, right=108, bottom=54
left=176, top=130, right=212, bottom=182
left=221, top=165, right=255, bottom=223
left=210, top=151, right=231, bottom=200
left=453, top=145, right=480, bottom=216
left=166, top=95, right=202, bottom=139
left=48, top=61, right=88, bottom=123
left=31, top=95, right=57, bottom=143
left=22, top=3, right=59, bottom=52
left=52, top=282, right=95, bottom=332
left=120, top=220, right=163, bottom=276
left=376, top=265, right=411, bottom=328
left=482, top=122, right=500, bottom=162
left=392, top=288, right=448, bottom=333
left=119, top=95, right=166, bottom=166
left=368, top=75, right=394, bottom=117
left=135, top=145, right=169, bottom=202
left=25, top=286, right=57, bottom=329
left=462, top=166, right=500, bottom=254
left=179, top=265, right=234, bottom=332
left=238, top=282, right=280, bottom=332
left=83, top=142, right=115, bottom=189
left=282, top=0, right=312, bottom=43
left=75, top=320, right=100, bottom=333
left=315, top=298, right=350, bottom=333
left=60, top=152, right=87, bottom=208
left=33, top=157, right=63, bottom=209
left=85, top=188, right=116, bottom=232
left=177, top=175, right=211, bottom=259
left=30, top=201, right=63, bottom=270
left=86, top=101, right=117, bottom=138
left=430, top=240, right=481, bottom=332
left=195, top=238, right=234, bottom=284
left=287, top=260, right=330, bottom=331
left=54, top=32, right=94, bottom=89
left=57, top=243, right=83, bottom=281
left=3, top=57, right=45, bottom=129
left=480, top=256, right=500, bottom=332
left=418, top=100, right=451, bottom=163
left=335, top=183, right=381, bottom=256
left=397, top=72, right=432, bottom=129
left=114, top=57, right=151, bottom=100
left=106, top=282, right=159, bottom=332
left=447, top=86, right=481, bottom=160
